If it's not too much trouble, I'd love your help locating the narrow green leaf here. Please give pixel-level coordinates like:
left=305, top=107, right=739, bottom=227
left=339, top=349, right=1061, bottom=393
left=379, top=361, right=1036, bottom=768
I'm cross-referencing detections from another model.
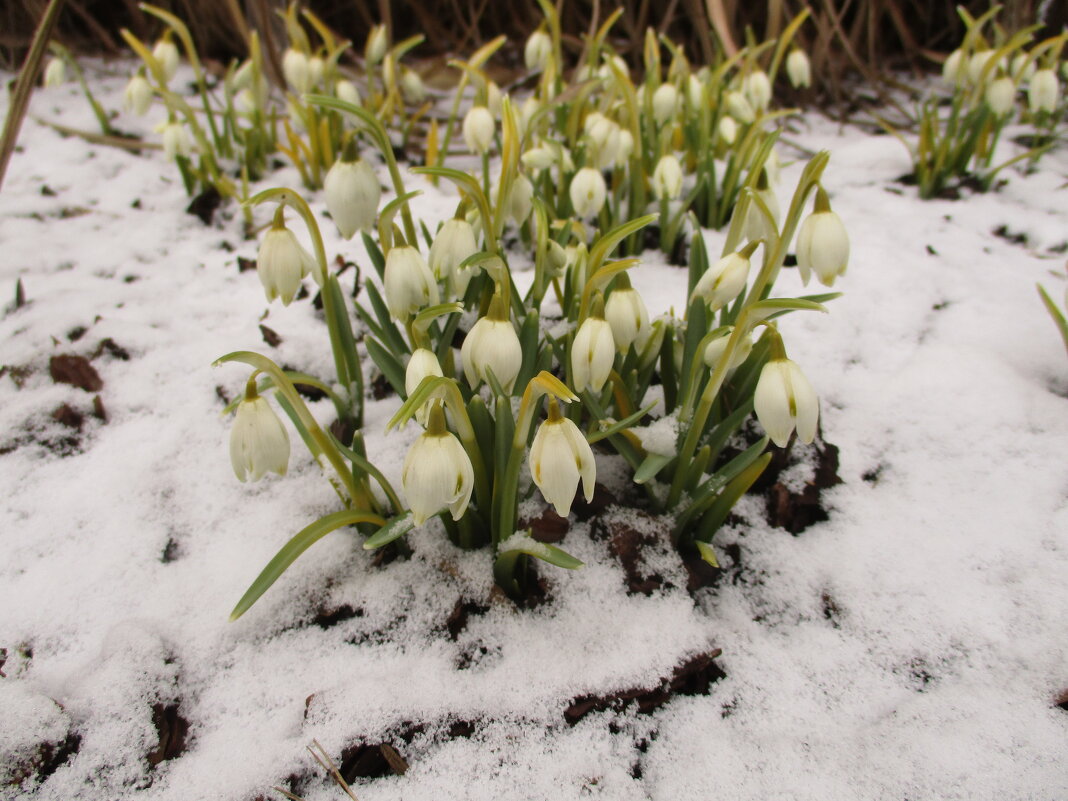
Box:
left=588, top=402, right=658, bottom=444
left=634, top=452, right=673, bottom=484
left=693, top=452, right=772, bottom=544
left=498, top=534, right=584, bottom=570
left=361, top=231, right=386, bottom=279
left=362, top=513, right=416, bottom=550
left=365, top=337, right=407, bottom=398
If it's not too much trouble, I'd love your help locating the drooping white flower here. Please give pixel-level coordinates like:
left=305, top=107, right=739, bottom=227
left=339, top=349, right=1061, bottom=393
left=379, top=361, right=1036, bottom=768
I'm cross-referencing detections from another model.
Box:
left=283, top=48, right=312, bottom=94
left=604, top=278, right=650, bottom=353
left=702, top=329, right=752, bottom=371
left=522, top=143, right=556, bottom=172
left=336, top=79, right=361, bottom=106
left=686, top=74, right=704, bottom=110
left=691, top=250, right=751, bottom=312
left=616, top=129, right=635, bottom=164
left=652, top=82, right=680, bottom=125
left=401, top=68, right=426, bottom=103
left=160, top=122, right=191, bottom=161
left=570, top=167, right=607, bottom=218
left=384, top=245, right=439, bottom=320
left=725, top=90, right=755, bottom=123
left=754, top=358, right=819, bottom=447
left=405, top=348, right=445, bottom=426
left=323, top=156, right=381, bottom=239
left=43, top=57, right=65, bottom=88
left=507, top=173, right=534, bottom=225
left=652, top=154, right=683, bottom=200
left=1011, top=53, right=1035, bottom=82
left=967, top=49, right=1000, bottom=86
left=463, top=105, right=495, bottom=153
left=257, top=216, right=315, bottom=305
left=742, top=69, right=772, bottom=111
left=124, top=74, right=153, bottom=115
left=428, top=218, right=479, bottom=298
left=786, top=49, right=811, bottom=89
left=1028, top=69, right=1059, bottom=114
left=742, top=181, right=780, bottom=243
left=366, top=25, right=388, bottom=65
left=153, top=39, right=180, bottom=84
left=308, top=56, right=325, bottom=89
left=942, top=49, right=966, bottom=85
left=796, top=192, right=850, bottom=287
left=985, top=76, right=1016, bottom=116
left=402, top=406, right=474, bottom=526
left=529, top=399, right=596, bottom=518
left=718, top=115, right=738, bottom=145
left=461, top=298, right=522, bottom=392
left=571, top=315, right=615, bottom=393
left=525, top=30, right=552, bottom=72
left=230, top=394, right=290, bottom=482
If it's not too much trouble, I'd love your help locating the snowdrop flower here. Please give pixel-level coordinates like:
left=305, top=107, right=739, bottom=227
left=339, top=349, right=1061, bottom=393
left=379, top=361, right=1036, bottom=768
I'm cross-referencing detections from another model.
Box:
left=402, top=404, right=474, bottom=526
left=283, top=48, right=312, bottom=93
left=652, top=154, right=683, bottom=200
left=754, top=358, right=818, bottom=447
left=366, top=25, right=388, bottom=65
left=160, top=122, right=191, bottom=161
left=967, top=49, right=1000, bottom=86
left=1011, top=53, right=1035, bottom=82
left=401, top=68, right=426, bottom=103
left=570, top=167, right=607, bottom=218
left=529, top=398, right=596, bottom=518
left=43, top=57, right=65, bottom=88
left=461, top=297, right=522, bottom=392
left=795, top=188, right=850, bottom=287
left=604, top=275, right=650, bottom=352
left=691, top=248, right=753, bottom=312
left=257, top=214, right=315, bottom=305
left=725, top=90, right=755, bottom=123
left=571, top=313, right=615, bottom=393
left=428, top=218, right=478, bottom=298
left=384, top=245, right=439, bottom=320
left=702, top=329, right=752, bottom=371
left=652, top=83, right=680, bottom=125
left=463, top=106, right=494, bottom=153
left=230, top=393, right=289, bottom=482
left=486, top=81, right=503, bottom=118
left=686, top=74, right=704, bottom=110
left=942, top=49, right=966, bottom=85
left=786, top=49, right=811, bottom=89
left=718, top=115, right=738, bottom=145
left=508, top=174, right=534, bottom=225
left=336, top=79, right=361, bottom=107
left=153, top=38, right=180, bottom=83
left=124, top=74, right=153, bottom=115
left=525, top=29, right=552, bottom=72
left=522, top=144, right=556, bottom=172
left=985, top=76, right=1016, bottom=116
left=308, top=56, right=325, bottom=89
left=323, top=155, right=380, bottom=239
left=617, top=129, right=635, bottom=164
left=405, top=348, right=445, bottom=426
left=1028, top=69, right=1059, bottom=113
left=742, top=175, right=779, bottom=243
left=743, top=70, right=772, bottom=111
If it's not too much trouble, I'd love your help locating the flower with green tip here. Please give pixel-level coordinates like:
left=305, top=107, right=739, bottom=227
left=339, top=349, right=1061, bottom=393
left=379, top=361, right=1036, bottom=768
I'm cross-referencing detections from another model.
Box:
left=461, top=296, right=522, bottom=392
left=463, top=106, right=495, bottom=154
left=571, top=313, right=615, bottom=393
left=230, top=392, right=290, bottom=482
left=786, top=50, right=811, bottom=89
left=402, top=404, right=474, bottom=526
left=570, top=167, right=607, bottom=219
left=384, top=245, right=439, bottom=321
left=691, top=246, right=755, bottom=312
left=754, top=358, right=819, bottom=447
left=796, top=188, right=849, bottom=287
left=529, top=398, right=596, bottom=518
left=1029, top=69, right=1059, bottom=113
left=323, top=155, right=380, bottom=239
left=256, top=212, right=315, bottom=305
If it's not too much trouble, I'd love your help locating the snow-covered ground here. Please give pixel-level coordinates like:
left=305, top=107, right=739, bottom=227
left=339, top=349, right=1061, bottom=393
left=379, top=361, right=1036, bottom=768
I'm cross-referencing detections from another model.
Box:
left=2, top=62, right=1067, bottom=801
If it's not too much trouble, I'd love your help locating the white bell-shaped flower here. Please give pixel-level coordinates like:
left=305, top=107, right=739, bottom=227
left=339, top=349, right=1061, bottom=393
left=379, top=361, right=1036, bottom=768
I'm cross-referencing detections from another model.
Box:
left=652, top=154, right=683, bottom=200
left=571, top=313, right=615, bottom=393
left=718, top=115, right=738, bottom=145
left=985, top=76, right=1016, bottom=116
left=405, top=348, right=445, bottom=426
left=604, top=275, right=650, bottom=353
left=124, top=74, right=153, bottom=115
left=336, top=79, right=361, bottom=107
left=967, top=49, right=999, bottom=86
left=429, top=217, right=479, bottom=298
left=463, top=105, right=495, bottom=153
left=942, top=49, right=965, bottom=85
left=652, top=83, right=680, bottom=126
left=529, top=398, right=596, bottom=518
left=257, top=212, right=315, bottom=305
left=796, top=188, right=849, bottom=287
left=402, top=404, right=474, bottom=526
left=324, top=154, right=381, bottom=239
left=461, top=296, right=522, bottom=392
left=486, top=81, right=503, bottom=118
left=1029, top=69, right=1059, bottom=113
left=691, top=246, right=753, bottom=312
left=525, top=30, right=552, bottom=72
left=230, top=393, right=290, bottom=482
left=153, top=39, right=180, bottom=84
left=742, top=70, right=772, bottom=111
left=1011, top=53, right=1035, bottom=82
left=401, top=68, right=426, bottom=103
left=308, top=56, right=325, bottom=89
left=160, top=121, right=191, bottom=161
left=43, top=57, right=65, bottom=88
left=702, top=329, right=752, bottom=371
left=384, top=245, right=439, bottom=320
left=282, top=48, right=312, bottom=94
left=508, top=174, right=534, bottom=225
left=366, top=25, right=388, bottom=65
left=686, top=74, right=704, bottom=110
left=786, top=49, right=811, bottom=88
left=725, top=90, right=755, bottom=123
left=754, top=357, right=819, bottom=447
left=570, top=167, right=607, bottom=218
left=742, top=177, right=780, bottom=243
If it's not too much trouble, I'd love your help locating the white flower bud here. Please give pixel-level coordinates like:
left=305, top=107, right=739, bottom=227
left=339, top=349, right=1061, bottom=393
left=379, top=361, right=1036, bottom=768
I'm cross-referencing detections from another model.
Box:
left=743, top=70, right=772, bottom=111
left=743, top=185, right=780, bottom=243
left=702, top=329, right=752, bottom=371
left=570, top=167, right=607, bottom=218
left=687, top=74, right=704, bottom=110
left=967, top=50, right=1000, bottom=86
left=605, top=282, right=650, bottom=353
left=283, top=48, right=312, bottom=93
left=402, top=413, right=474, bottom=526
left=529, top=401, right=596, bottom=518
left=257, top=220, right=315, bottom=305
left=652, top=154, right=683, bottom=200
left=725, top=90, right=755, bottom=124
left=617, top=129, right=635, bottom=163
left=230, top=394, right=290, bottom=482
left=336, top=79, right=361, bottom=106
left=508, top=173, right=534, bottom=225
left=384, top=245, right=439, bottom=320
left=522, top=144, right=556, bottom=172
left=986, top=76, right=1016, bottom=116
left=1029, top=68, right=1059, bottom=113
left=160, top=122, right=191, bottom=161
left=463, top=105, right=495, bottom=153
left=942, top=49, right=966, bottom=85
left=461, top=311, right=522, bottom=392
left=43, top=57, right=65, bottom=88
left=754, top=358, right=819, bottom=447
left=429, top=218, right=478, bottom=298
left=692, top=251, right=751, bottom=312
left=1011, top=53, right=1035, bottom=82
left=525, top=30, right=552, bottom=72
left=786, top=49, right=811, bottom=88
left=124, top=74, right=153, bottom=115
left=153, top=39, right=179, bottom=84
left=571, top=316, right=615, bottom=393
left=324, top=157, right=380, bottom=239
left=405, top=348, right=445, bottom=426
left=796, top=197, right=850, bottom=287
left=486, top=81, right=503, bottom=117
left=401, top=68, right=426, bottom=103
left=652, top=83, right=679, bottom=125
left=718, top=115, right=738, bottom=145
left=520, top=95, right=541, bottom=134
left=366, top=25, right=388, bottom=66
left=308, top=56, right=325, bottom=88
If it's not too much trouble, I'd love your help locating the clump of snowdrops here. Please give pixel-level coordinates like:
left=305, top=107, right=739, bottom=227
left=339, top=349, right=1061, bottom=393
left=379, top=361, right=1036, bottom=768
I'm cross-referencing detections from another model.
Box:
left=213, top=3, right=849, bottom=614
left=877, top=5, right=1066, bottom=199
